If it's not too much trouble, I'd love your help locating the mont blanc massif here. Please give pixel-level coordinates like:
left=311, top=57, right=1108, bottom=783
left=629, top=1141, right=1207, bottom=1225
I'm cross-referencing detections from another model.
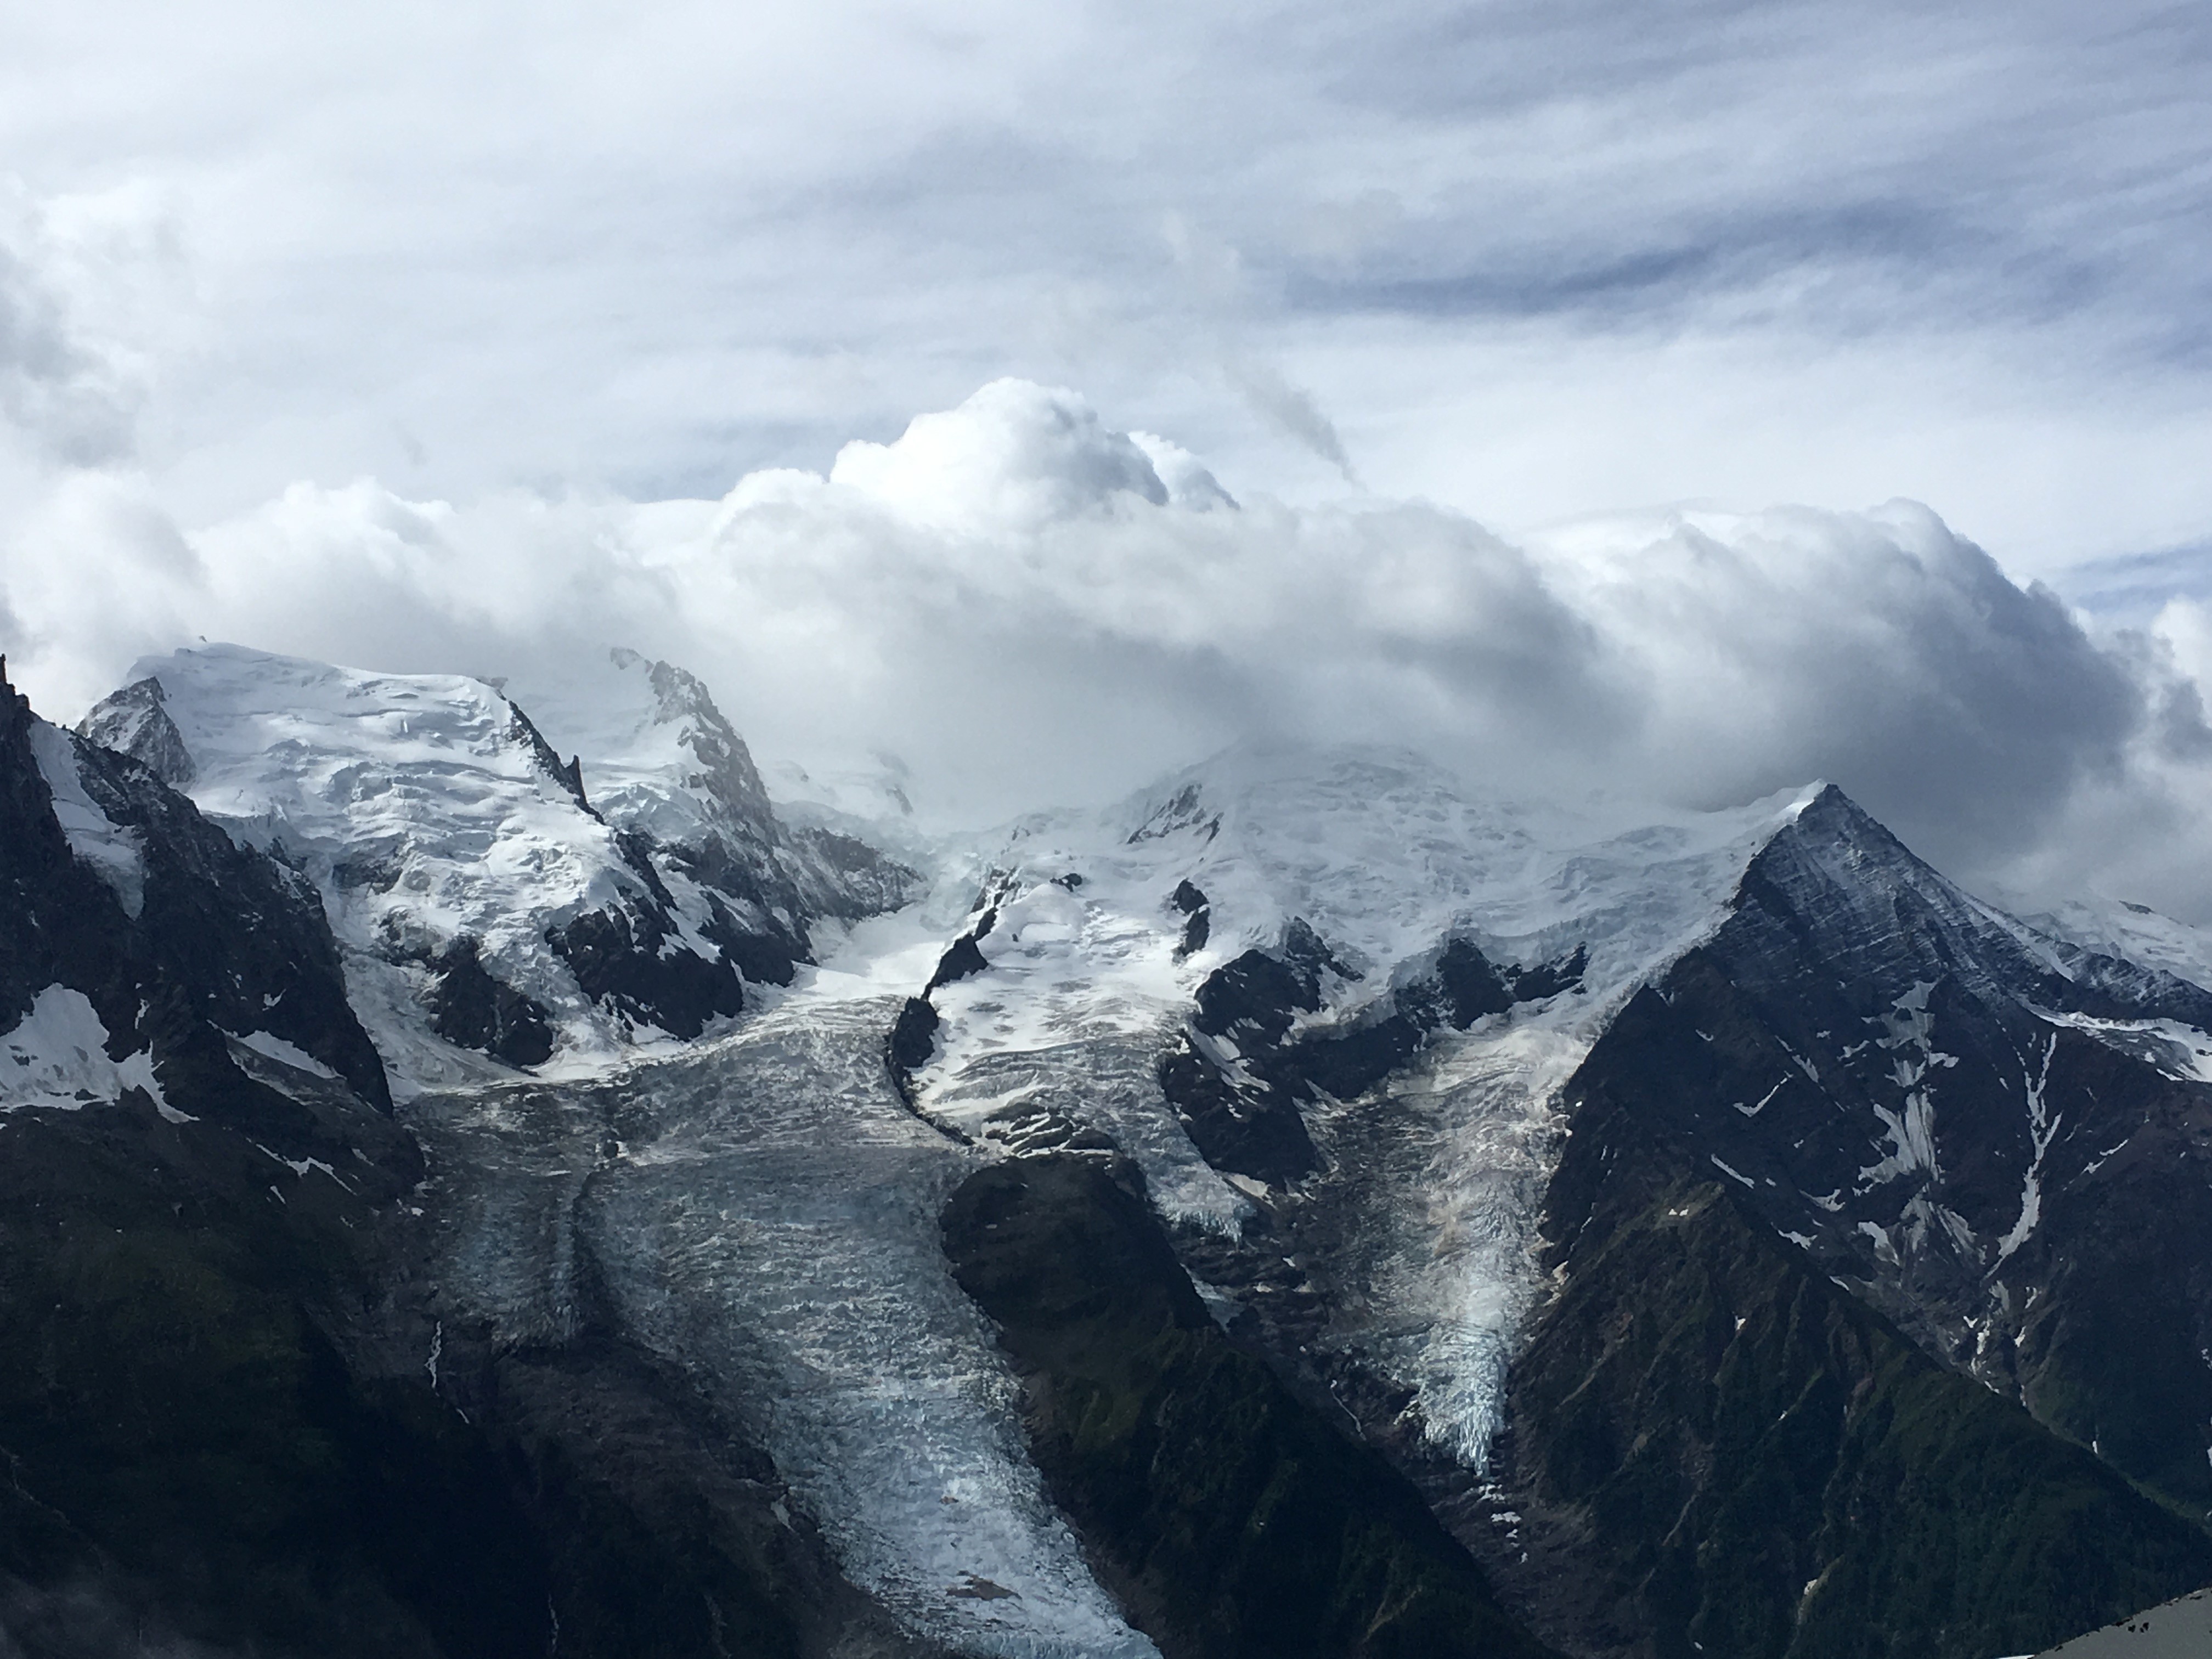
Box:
left=8, top=629, right=2212, bottom=1659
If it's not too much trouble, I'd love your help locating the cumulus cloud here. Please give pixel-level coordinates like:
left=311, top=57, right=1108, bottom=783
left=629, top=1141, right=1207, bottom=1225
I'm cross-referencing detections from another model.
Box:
left=5, top=377, right=2209, bottom=922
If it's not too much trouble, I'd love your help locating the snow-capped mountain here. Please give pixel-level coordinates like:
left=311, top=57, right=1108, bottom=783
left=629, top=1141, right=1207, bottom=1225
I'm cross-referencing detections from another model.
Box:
left=501, top=646, right=920, bottom=951
left=4, top=656, right=391, bottom=1129
left=889, top=749, right=2212, bottom=1618
left=78, top=645, right=917, bottom=1094
left=10, top=644, right=2212, bottom=1659
left=892, top=747, right=1829, bottom=1463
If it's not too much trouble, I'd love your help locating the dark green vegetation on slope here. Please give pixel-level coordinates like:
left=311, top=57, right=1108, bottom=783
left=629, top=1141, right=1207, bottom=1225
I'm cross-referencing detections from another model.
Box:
left=0, top=1092, right=893, bottom=1659
left=1488, top=1021, right=2212, bottom=1659
left=0, top=1093, right=549, bottom=1657
left=943, top=1153, right=1558, bottom=1659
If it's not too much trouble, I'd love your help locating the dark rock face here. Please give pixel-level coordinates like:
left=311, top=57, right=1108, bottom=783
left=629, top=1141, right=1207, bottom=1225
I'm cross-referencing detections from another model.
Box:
left=1544, top=785, right=2212, bottom=1516
left=1481, top=1091, right=2212, bottom=1659
left=428, top=935, right=556, bottom=1067
left=1495, top=1159, right=2203, bottom=1659
left=0, top=1099, right=540, bottom=1659
left=1128, top=783, right=1221, bottom=845
left=0, top=1093, right=922, bottom=1659
left=889, top=996, right=940, bottom=1075
left=3, top=664, right=387, bottom=1118
left=942, top=1154, right=1560, bottom=1659
left=506, top=702, right=589, bottom=806
left=75, top=675, right=195, bottom=787
left=1170, top=880, right=1211, bottom=959
left=1434, top=938, right=1512, bottom=1025
left=1452, top=783, right=2212, bottom=1658
left=924, top=919, right=995, bottom=996
left=1163, top=922, right=1581, bottom=1187
left=791, top=825, right=917, bottom=919
left=548, top=905, right=744, bottom=1041
left=1502, top=943, right=1585, bottom=1004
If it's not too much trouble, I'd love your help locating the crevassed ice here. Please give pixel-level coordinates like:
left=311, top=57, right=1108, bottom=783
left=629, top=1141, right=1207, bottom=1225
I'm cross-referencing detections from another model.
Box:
left=409, top=974, right=1158, bottom=1658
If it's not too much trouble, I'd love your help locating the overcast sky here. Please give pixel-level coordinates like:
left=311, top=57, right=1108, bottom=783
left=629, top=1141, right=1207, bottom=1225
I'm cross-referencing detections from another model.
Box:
left=4, top=1, right=2211, bottom=915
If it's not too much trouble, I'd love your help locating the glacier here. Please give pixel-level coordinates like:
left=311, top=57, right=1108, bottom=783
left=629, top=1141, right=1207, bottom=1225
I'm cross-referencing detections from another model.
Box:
left=62, top=639, right=2212, bottom=1657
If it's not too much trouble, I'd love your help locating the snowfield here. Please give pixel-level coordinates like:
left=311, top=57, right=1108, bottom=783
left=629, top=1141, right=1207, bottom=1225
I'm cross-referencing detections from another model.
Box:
left=0, top=985, right=168, bottom=1116
left=107, top=645, right=739, bottom=1092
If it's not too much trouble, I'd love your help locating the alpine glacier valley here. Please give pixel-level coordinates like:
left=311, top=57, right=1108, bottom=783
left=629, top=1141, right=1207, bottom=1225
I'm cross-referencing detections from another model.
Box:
left=10, top=0, right=2212, bottom=1643
left=10, top=573, right=2212, bottom=1658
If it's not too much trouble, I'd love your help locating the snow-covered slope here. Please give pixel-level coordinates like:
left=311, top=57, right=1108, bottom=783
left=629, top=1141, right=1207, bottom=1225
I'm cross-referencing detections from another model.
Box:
left=503, top=646, right=922, bottom=968
left=2012, top=893, right=2212, bottom=997
left=887, top=745, right=2212, bottom=1491
left=2, top=655, right=391, bottom=1127
left=81, top=645, right=921, bottom=1095
left=887, top=744, right=1826, bottom=1464
left=84, top=645, right=758, bottom=1093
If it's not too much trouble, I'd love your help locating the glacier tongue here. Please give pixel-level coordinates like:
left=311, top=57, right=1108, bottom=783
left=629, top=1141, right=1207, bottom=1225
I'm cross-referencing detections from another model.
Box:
left=408, top=964, right=1159, bottom=1658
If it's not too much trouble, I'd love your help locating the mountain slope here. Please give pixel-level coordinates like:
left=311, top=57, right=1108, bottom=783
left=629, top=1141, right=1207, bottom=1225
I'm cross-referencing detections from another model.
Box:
left=887, top=753, right=2212, bottom=1657
left=82, top=645, right=915, bottom=1094
left=502, top=646, right=921, bottom=973
left=1541, top=787, right=2212, bottom=1516
left=1492, top=1133, right=2212, bottom=1659
left=943, top=1153, right=1559, bottom=1659
left=16, top=646, right=2212, bottom=1659
left=1, top=658, right=959, bottom=1658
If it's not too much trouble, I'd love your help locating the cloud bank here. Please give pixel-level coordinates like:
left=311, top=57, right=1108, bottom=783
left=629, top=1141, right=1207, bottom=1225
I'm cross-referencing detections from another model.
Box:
left=6, top=376, right=2209, bottom=923
left=2, top=0, right=2209, bottom=569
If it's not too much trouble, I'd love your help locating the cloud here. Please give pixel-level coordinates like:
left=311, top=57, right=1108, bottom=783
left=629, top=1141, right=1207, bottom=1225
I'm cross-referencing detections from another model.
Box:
left=7, top=377, right=2209, bottom=923
left=1221, top=357, right=1359, bottom=486
left=830, top=379, right=1172, bottom=529
left=0, top=0, right=2203, bottom=572
left=0, top=187, right=159, bottom=465
left=1527, top=501, right=2148, bottom=867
